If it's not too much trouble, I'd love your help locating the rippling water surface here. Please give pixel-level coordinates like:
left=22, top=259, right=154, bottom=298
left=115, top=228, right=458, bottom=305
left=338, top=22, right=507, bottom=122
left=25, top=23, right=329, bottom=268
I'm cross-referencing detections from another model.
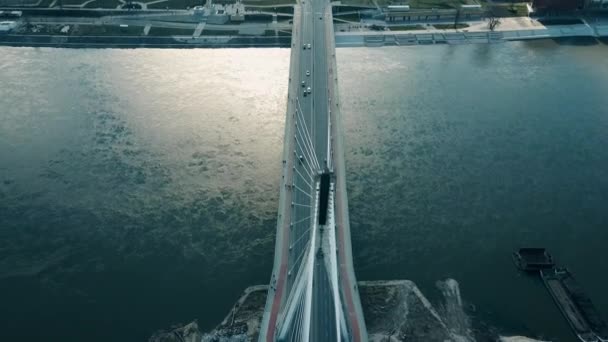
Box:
left=0, top=48, right=289, bottom=341
left=1, top=40, right=608, bottom=342
left=339, top=41, right=608, bottom=340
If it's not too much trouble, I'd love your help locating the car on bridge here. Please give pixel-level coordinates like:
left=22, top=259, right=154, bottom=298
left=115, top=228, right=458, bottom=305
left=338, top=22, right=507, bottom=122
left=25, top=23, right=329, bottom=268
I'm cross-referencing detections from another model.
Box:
left=306, top=70, right=310, bottom=76
left=307, top=87, right=311, bottom=94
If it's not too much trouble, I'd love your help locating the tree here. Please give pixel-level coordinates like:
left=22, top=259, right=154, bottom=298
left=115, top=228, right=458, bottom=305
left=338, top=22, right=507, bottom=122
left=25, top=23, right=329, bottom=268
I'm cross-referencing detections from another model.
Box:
left=453, top=8, right=461, bottom=29
left=509, top=0, right=517, bottom=13
left=486, top=9, right=501, bottom=31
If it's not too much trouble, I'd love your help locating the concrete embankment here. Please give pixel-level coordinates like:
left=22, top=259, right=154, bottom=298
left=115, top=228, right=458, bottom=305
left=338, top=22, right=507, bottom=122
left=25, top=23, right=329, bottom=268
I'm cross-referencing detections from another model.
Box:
left=2, top=18, right=608, bottom=48
left=335, top=18, right=608, bottom=47
left=335, top=26, right=608, bottom=47
left=0, top=34, right=291, bottom=48
left=150, top=279, right=545, bottom=342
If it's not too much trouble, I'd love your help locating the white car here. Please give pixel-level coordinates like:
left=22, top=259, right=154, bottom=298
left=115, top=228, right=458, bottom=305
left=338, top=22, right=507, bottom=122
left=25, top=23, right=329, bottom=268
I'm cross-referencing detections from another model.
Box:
left=301, top=81, right=306, bottom=87
left=307, top=87, right=311, bottom=94
left=306, top=70, right=310, bottom=76
left=303, top=89, right=307, bottom=96
left=307, top=43, right=311, bottom=49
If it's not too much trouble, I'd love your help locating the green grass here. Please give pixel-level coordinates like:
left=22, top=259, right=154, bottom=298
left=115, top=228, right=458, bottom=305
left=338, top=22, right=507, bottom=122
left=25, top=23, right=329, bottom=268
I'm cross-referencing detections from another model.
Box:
left=242, top=0, right=295, bottom=5
left=408, top=0, right=473, bottom=9
left=332, top=5, right=375, bottom=13
left=82, top=0, right=121, bottom=8
left=263, top=29, right=291, bottom=36
left=348, top=0, right=478, bottom=9
left=244, top=13, right=273, bottom=22
left=337, top=0, right=376, bottom=6
left=508, top=3, right=530, bottom=16
left=486, top=3, right=528, bottom=17
left=388, top=24, right=425, bottom=30
left=433, top=23, right=469, bottom=29
left=146, top=0, right=204, bottom=9
left=245, top=5, right=294, bottom=13
left=71, top=24, right=144, bottom=35
left=334, top=13, right=361, bottom=21
left=199, top=29, right=239, bottom=35
left=148, top=26, right=194, bottom=35
left=56, top=0, right=89, bottom=5
left=35, top=0, right=56, bottom=7
left=341, top=0, right=477, bottom=8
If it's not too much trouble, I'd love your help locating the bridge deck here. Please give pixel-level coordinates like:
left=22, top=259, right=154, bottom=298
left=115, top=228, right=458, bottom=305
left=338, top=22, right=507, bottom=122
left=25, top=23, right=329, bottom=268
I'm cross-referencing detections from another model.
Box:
left=259, top=0, right=368, bottom=340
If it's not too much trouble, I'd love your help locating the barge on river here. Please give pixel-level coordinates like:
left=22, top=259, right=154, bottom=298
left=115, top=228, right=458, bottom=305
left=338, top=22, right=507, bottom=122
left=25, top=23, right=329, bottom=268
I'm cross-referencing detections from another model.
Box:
left=541, top=268, right=608, bottom=342
left=512, top=247, right=555, bottom=272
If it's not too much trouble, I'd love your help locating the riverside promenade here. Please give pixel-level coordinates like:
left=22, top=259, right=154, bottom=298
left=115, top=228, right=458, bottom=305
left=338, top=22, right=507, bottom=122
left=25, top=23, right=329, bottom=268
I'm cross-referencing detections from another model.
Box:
left=335, top=16, right=608, bottom=46
left=2, top=11, right=608, bottom=48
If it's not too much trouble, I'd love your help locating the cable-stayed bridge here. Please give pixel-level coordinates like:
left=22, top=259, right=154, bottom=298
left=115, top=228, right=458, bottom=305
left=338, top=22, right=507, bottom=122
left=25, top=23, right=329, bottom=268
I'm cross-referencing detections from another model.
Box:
left=258, top=0, right=368, bottom=340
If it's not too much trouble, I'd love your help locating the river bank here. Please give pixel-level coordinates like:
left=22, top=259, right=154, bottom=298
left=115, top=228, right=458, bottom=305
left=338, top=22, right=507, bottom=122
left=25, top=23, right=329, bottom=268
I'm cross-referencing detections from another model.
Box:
left=0, top=33, right=291, bottom=47
left=2, top=16, right=608, bottom=48
left=150, top=279, right=546, bottom=341
left=335, top=16, right=608, bottom=47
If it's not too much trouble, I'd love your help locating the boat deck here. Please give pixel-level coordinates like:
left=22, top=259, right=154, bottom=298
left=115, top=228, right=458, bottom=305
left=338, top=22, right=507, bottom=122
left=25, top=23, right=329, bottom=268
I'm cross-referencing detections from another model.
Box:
left=542, top=268, right=608, bottom=342
left=512, top=247, right=555, bottom=271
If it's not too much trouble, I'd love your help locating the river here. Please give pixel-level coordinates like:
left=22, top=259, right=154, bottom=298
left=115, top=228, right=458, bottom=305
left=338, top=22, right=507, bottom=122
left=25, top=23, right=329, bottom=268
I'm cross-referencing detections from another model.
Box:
left=1, top=39, right=607, bottom=341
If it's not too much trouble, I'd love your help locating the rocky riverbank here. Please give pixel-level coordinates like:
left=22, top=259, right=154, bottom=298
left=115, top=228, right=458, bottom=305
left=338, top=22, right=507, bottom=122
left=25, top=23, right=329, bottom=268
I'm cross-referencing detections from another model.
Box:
left=149, top=279, right=547, bottom=342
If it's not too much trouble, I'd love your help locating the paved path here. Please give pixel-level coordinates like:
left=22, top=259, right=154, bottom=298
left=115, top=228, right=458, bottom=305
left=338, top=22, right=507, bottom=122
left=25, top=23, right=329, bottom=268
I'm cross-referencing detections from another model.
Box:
left=334, top=16, right=608, bottom=46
